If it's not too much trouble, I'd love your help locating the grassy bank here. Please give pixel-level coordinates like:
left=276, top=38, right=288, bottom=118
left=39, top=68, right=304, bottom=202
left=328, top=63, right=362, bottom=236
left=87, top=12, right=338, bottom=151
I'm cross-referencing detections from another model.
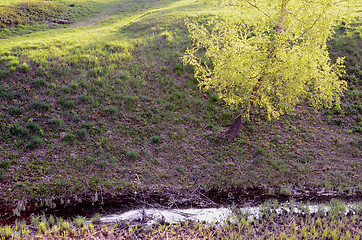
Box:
left=0, top=0, right=361, bottom=212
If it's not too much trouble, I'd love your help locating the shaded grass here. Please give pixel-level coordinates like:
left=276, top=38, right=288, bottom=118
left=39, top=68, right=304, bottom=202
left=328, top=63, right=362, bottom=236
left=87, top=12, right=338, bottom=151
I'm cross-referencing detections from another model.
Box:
left=0, top=0, right=68, bottom=28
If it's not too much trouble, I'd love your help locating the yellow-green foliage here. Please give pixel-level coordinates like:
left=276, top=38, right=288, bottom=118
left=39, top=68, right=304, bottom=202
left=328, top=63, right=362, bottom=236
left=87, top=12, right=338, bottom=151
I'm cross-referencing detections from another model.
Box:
left=0, top=0, right=67, bottom=27
left=183, top=0, right=355, bottom=119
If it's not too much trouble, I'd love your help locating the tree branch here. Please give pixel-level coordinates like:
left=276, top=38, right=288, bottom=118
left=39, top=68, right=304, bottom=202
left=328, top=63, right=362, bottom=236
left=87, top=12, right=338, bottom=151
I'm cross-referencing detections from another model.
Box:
left=291, top=3, right=331, bottom=42
left=244, top=0, right=277, bottom=26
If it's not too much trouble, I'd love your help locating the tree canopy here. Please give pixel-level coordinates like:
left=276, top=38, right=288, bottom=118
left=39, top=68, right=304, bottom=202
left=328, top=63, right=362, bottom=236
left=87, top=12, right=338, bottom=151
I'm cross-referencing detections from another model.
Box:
left=183, top=0, right=353, bottom=120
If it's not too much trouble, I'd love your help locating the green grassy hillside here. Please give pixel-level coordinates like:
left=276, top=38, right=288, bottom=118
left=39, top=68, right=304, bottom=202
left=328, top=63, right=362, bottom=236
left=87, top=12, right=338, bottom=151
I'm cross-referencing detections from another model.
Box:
left=0, top=0, right=361, bottom=208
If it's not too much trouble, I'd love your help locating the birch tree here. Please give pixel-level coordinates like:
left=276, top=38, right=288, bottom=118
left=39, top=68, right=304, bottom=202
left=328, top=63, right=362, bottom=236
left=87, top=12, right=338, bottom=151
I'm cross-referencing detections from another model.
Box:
left=183, top=0, right=352, bottom=140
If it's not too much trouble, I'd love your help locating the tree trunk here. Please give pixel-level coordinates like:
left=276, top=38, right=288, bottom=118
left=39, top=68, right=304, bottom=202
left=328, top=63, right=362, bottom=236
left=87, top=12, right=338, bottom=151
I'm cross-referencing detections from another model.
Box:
left=225, top=115, right=242, bottom=142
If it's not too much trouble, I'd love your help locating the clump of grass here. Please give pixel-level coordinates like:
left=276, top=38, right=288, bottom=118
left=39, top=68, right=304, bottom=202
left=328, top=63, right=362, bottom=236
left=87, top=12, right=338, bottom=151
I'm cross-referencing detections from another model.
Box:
left=61, top=86, right=71, bottom=94
left=19, top=62, right=29, bottom=71
left=126, top=151, right=139, bottom=160
left=9, top=105, right=23, bottom=115
left=26, top=136, right=43, bottom=149
left=0, top=69, right=10, bottom=79
left=49, top=119, right=62, bottom=128
left=63, top=133, right=75, bottom=142
left=79, top=95, right=89, bottom=103
left=58, top=97, right=75, bottom=109
left=10, top=124, right=27, bottom=136
left=76, top=129, right=87, bottom=139
left=0, top=160, right=10, bottom=169
left=151, top=136, right=161, bottom=144
left=30, top=100, right=50, bottom=111
left=104, top=106, right=118, bottom=115
left=73, top=217, right=85, bottom=228
left=124, top=96, right=137, bottom=110
left=119, top=70, right=131, bottom=79
left=91, top=214, right=101, bottom=223
left=255, top=147, right=264, bottom=155
left=32, top=78, right=47, bottom=88
left=210, top=93, right=219, bottom=102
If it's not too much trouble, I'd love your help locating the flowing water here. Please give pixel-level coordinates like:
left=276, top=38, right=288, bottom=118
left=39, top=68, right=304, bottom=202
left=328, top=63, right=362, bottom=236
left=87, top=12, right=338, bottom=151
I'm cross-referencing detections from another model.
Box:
left=95, top=201, right=361, bottom=225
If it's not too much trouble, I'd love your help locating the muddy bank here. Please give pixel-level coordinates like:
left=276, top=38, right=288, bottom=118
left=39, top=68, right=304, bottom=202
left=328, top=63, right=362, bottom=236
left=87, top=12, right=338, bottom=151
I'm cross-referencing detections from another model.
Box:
left=0, top=186, right=361, bottom=225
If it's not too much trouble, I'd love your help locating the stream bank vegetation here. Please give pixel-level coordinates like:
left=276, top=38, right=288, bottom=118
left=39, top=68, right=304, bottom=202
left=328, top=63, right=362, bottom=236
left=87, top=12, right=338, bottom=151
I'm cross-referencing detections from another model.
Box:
left=0, top=200, right=361, bottom=239
left=0, top=0, right=361, bottom=230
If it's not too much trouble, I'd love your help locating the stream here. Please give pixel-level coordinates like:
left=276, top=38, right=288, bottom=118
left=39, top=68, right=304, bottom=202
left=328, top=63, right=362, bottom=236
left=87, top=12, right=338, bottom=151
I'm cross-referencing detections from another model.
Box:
left=1, top=187, right=361, bottom=226
left=93, top=201, right=361, bottom=226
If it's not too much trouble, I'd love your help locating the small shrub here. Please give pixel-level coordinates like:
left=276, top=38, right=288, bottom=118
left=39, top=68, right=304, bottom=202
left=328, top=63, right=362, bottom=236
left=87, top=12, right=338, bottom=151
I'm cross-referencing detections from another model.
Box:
left=332, top=104, right=343, bottom=114
left=91, top=214, right=101, bottom=223
left=30, top=216, right=40, bottom=225
left=6, top=59, right=19, bottom=68
left=88, top=67, right=105, bottom=77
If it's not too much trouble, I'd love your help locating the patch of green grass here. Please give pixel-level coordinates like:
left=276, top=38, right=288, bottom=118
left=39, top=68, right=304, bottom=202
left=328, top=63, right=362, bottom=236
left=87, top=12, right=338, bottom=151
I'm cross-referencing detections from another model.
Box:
left=58, top=97, right=75, bottom=109
left=32, top=78, right=47, bottom=88
left=26, top=122, right=43, bottom=134
left=26, top=136, right=43, bottom=149
left=49, top=118, right=62, bottom=128
left=126, top=151, right=139, bottom=160
left=151, top=136, right=161, bottom=143
left=76, top=128, right=87, bottom=139
left=9, top=124, right=27, bottom=136
left=9, top=105, right=23, bottom=115
left=63, top=133, right=75, bottom=142
left=0, top=160, right=10, bottom=169
left=30, top=100, right=50, bottom=111
left=104, top=106, right=118, bottom=115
